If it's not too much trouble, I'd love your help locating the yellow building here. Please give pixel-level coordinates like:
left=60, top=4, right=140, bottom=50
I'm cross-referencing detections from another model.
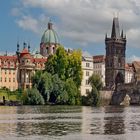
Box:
left=0, top=46, right=47, bottom=91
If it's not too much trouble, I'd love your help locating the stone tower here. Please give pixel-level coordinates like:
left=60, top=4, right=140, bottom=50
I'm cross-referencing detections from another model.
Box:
left=40, top=21, right=59, bottom=57
left=105, top=17, right=126, bottom=89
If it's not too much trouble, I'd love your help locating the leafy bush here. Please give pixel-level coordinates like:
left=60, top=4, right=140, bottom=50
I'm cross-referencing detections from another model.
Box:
left=23, top=88, right=45, bottom=105
left=82, top=74, right=102, bottom=106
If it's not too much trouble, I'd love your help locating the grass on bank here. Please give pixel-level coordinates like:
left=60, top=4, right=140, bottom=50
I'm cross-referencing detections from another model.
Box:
left=0, top=89, right=20, bottom=101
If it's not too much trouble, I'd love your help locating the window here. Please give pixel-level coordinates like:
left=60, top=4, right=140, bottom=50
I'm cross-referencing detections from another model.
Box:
left=86, top=89, right=90, bottom=94
left=86, top=80, right=89, bottom=85
left=5, top=78, right=6, bottom=82
left=86, top=63, right=90, bottom=67
left=9, top=78, right=11, bottom=82
left=13, top=78, right=15, bottom=82
left=9, top=70, right=11, bottom=74
left=5, top=70, right=7, bottom=74
left=0, top=77, right=2, bottom=82
left=86, top=71, right=89, bottom=76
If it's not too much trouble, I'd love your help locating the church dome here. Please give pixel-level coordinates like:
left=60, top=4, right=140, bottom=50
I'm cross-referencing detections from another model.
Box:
left=41, top=22, right=59, bottom=44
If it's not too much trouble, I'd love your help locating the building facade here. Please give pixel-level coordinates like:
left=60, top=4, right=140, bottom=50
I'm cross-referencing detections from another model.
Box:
left=105, top=17, right=126, bottom=89
left=81, top=56, right=94, bottom=96
left=93, top=55, right=105, bottom=87
left=125, top=63, right=134, bottom=83
left=0, top=43, right=47, bottom=91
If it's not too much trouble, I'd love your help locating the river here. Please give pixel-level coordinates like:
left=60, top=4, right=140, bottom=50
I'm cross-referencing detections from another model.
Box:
left=0, top=105, right=140, bottom=140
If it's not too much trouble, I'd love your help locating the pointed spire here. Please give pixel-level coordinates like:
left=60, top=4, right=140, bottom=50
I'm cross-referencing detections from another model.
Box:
left=17, top=42, right=20, bottom=52
left=48, top=20, right=53, bottom=29
left=124, top=34, right=126, bottom=39
left=105, top=33, right=107, bottom=39
left=121, top=30, right=123, bottom=38
left=111, top=17, right=120, bottom=39
left=28, top=42, right=30, bottom=53
left=23, top=42, right=26, bottom=49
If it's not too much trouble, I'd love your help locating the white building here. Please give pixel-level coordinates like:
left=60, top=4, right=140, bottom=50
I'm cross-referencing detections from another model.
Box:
left=125, top=63, right=134, bottom=83
left=81, top=56, right=94, bottom=96
left=93, top=55, right=105, bottom=87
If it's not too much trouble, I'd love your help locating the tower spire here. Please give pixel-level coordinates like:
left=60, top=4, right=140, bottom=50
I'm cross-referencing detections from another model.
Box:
left=28, top=42, right=30, bottom=53
left=48, top=20, right=53, bottom=29
left=17, top=42, right=20, bottom=52
left=111, top=17, right=120, bottom=39
left=121, top=30, right=123, bottom=38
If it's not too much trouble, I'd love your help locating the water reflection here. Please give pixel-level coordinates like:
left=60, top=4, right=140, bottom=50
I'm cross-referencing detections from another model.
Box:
left=16, top=106, right=82, bottom=137
left=104, top=106, right=125, bottom=135
left=0, top=106, right=140, bottom=139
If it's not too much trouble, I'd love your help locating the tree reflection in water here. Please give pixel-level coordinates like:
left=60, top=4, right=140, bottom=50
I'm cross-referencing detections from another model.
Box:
left=104, top=106, right=125, bottom=135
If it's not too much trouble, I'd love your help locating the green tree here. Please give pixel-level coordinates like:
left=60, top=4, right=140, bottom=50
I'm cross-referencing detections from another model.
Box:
left=32, top=70, right=43, bottom=87
left=23, top=88, right=45, bottom=105
left=45, top=55, right=56, bottom=75
left=83, top=74, right=103, bottom=106
left=65, top=78, right=77, bottom=105
left=49, top=74, right=65, bottom=103
left=45, top=46, right=68, bottom=80
left=88, top=74, right=103, bottom=91
left=45, top=46, right=82, bottom=88
left=67, top=50, right=83, bottom=88
left=32, top=71, right=53, bottom=103
left=88, top=86, right=100, bottom=106
left=56, top=78, right=80, bottom=105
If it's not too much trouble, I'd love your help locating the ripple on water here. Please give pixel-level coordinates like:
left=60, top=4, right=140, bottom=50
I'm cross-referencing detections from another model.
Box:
left=0, top=106, right=140, bottom=140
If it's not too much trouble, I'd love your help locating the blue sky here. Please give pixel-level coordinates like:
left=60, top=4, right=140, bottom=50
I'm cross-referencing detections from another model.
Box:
left=1, top=0, right=140, bottom=62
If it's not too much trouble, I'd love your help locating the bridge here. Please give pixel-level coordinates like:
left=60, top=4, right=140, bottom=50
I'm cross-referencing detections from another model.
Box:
left=110, top=82, right=140, bottom=105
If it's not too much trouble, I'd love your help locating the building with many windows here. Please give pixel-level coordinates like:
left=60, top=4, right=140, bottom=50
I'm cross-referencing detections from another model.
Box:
left=93, top=55, right=105, bottom=87
left=0, top=44, right=47, bottom=91
left=125, top=63, right=134, bottom=83
left=80, top=55, right=94, bottom=96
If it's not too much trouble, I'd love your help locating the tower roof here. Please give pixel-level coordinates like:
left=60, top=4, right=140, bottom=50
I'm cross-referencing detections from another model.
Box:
left=41, top=21, right=59, bottom=44
left=111, top=17, right=120, bottom=39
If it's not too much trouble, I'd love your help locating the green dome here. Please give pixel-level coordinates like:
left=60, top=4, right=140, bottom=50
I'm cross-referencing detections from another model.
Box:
left=41, top=22, right=59, bottom=44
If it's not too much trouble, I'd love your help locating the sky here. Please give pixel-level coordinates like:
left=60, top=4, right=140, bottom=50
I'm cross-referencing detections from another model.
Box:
left=1, top=0, right=140, bottom=62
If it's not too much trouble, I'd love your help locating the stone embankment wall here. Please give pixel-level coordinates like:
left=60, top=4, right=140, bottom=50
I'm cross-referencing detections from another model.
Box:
left=100, top=90, right=113, bottom=105
left=110, top=83, right=140, bottom=105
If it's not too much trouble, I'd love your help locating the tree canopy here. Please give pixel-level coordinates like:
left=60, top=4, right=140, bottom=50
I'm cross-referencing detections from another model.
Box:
left=82, top=74, right=103, bottom=106
left=31, top=45, right=82, bottom=105
left=45, top=46, right=82, bottom=88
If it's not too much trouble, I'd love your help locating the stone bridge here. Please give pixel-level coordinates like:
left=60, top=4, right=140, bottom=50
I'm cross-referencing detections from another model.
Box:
left=110, top=83, right=140, bottom=105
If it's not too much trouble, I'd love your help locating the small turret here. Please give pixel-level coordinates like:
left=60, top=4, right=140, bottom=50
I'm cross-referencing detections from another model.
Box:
left=28, top=43, right=30, bottom=53
left=105, top=33, right=107, bottom=40
left=23, top=42, right=27, bottom=49
left=121, top=30, right=123, bottom=38
left=17, top=42, right=20, bottom=53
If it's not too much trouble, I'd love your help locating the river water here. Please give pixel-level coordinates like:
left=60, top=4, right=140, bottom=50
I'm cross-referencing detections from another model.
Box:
left=0, top=105, right=140, bottom=140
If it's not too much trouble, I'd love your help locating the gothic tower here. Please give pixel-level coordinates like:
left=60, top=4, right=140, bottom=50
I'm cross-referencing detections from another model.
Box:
left=40, top=21, right=59, bottom=57
left=105, top=17, right=126, bottom=89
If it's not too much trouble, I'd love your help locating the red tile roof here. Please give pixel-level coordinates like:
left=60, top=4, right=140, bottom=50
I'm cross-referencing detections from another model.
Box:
left=93, top=55, right=105, bottom=63
left=0, top=55, right=17, bottom=60
left=33, top=58, right=47, bottom=63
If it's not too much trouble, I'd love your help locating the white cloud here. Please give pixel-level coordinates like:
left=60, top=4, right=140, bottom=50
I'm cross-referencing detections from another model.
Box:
left=13, top=0, right=140, bottom=48
left=127, top=55, right=140, bottom=62
left=82, top=51, right=92, bottom=57
left=16, top=16, right=40, bottom=33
